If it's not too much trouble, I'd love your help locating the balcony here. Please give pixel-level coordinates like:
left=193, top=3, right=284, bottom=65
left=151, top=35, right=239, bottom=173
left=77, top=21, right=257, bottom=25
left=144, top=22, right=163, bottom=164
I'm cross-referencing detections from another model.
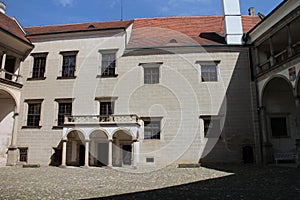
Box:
left=0, top=69, right=22, bottom=88
left=64, top=114, right=140, bottom=126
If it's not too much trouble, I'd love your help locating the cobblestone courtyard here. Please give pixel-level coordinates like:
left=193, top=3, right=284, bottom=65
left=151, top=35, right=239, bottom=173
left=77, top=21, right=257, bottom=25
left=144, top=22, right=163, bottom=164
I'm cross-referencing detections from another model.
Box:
left=0, top=164, right=299, bottom=200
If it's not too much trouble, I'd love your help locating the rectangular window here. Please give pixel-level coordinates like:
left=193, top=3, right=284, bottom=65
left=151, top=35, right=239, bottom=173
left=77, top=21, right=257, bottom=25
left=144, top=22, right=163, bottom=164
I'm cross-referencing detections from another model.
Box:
left=201, top=116, right=220, bottom=138
left=62, top=55, right=76, bottom=78
left=201, top=65, right=218, bottom=82
left=19, top=147, right=28, bottom=162
left=27, top=103, right=41, bottom=127
left=144, top=67, right=159, bottom=84
left=270, top=117, right=288, bottom=137
left=58, top=102, right=72, bottom=126
left=31, top=53, right=48, bottom=79
left=101, top=53, right=116, bottom=77
left=143, top=117, right=161, bottom=140
left=100, top=102, right=114, bottom=122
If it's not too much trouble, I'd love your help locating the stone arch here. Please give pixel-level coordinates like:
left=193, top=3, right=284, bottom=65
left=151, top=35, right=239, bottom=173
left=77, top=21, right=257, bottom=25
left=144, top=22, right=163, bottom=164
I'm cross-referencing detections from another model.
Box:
left=89, top=129, right=109, bottom=167
left=260, top=75, right=294, bottom=105
left=0, top=89, right=17, bottom=165
left=261, top=76, right=296, bottom=156
left=112, top=129, right=134, bottom=167
left=66, top=130, right=86, bottom=166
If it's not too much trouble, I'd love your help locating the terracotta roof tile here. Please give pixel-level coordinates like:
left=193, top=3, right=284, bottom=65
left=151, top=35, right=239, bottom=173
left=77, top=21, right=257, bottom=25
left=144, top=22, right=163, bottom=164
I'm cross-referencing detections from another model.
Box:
left=0, top=12, right=31, bottom=44
left=128, top=16, right=260, bottom=48
left=25, top=20, right=133, bottom=36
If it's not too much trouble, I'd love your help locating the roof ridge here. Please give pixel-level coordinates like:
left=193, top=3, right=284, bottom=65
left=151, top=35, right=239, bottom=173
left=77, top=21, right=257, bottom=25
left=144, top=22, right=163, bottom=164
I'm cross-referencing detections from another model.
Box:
left=25, top=19, right=133, bottom=29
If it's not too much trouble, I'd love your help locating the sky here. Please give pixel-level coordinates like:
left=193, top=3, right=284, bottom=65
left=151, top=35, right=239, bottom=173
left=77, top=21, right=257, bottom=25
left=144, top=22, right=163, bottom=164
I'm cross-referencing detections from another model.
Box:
left=4, top=0, right=284, bottom=27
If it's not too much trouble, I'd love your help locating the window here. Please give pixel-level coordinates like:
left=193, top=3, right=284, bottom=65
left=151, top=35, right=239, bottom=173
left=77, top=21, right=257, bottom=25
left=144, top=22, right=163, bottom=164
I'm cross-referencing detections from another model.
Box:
left=100, top=102, right=114, bottom=122
left=270, top=117, right=288, bottom=137
left=59, top=51, right=78, bottom=78
left=201, top=116, right=220, bottom=138
left=101, top=53, right=116, bottom=77
left=18, top=147, right=28, bottom=162
left=144, top=67, right=159, bottom=84
left=143, top=117, right=161, bottom=140
left=201, top=65, right=218, bottom=82
left=31, top=53, right=48, bottom=79
left=58, top=102, right=72, bottom=126
left=27, top=103, right=41, bottom=127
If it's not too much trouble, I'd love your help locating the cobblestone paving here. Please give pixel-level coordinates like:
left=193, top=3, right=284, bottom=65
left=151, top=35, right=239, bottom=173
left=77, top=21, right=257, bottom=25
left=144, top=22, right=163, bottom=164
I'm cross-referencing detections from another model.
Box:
left=0, top=164, right=299, bottom=200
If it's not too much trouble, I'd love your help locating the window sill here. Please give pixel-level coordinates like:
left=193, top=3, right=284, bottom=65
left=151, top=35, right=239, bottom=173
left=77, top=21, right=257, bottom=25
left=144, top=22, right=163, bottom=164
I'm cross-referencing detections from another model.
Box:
left=22, top=126, right=42, bottom=129
left=97, top=74, right=118, bottom=78
left=52, top=126, right=63, bottom=130
left=57, top=76, right=77, bottom=80
left=27, top=77, right=46, bottom=81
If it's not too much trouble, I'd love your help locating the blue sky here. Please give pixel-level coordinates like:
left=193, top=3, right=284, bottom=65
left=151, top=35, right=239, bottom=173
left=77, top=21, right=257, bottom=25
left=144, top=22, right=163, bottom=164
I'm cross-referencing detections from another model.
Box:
left=5, top=0, right=283, bottom=27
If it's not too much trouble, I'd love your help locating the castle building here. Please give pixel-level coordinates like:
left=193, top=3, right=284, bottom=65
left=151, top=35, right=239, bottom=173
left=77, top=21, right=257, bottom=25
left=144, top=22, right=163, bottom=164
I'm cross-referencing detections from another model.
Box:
left=0, top=0, right=299, bottom=168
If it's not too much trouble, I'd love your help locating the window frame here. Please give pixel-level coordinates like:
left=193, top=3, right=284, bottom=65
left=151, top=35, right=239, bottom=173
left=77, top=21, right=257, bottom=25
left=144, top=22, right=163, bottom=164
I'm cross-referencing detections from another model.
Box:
left=140, top=62, right=162, bottom=85
left=197, top=60, right=220, bottom=82
left=57, top=51, right=78, bottom=79
left=200, top=115, right=221, bottom=138
left=268, top=114, right=290, bottom=138
left=98, top=50, right=118, bottom=78
left=142, top=117, right=162, bottom=140
left=28, top=53, right=48, bottom=80
left=22, top=99, right=43, bottom=129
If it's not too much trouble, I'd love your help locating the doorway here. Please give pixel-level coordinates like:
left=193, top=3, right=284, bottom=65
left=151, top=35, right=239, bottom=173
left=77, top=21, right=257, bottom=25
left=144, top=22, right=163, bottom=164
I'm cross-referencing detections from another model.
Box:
left=122, top=145, right=132, bottom=165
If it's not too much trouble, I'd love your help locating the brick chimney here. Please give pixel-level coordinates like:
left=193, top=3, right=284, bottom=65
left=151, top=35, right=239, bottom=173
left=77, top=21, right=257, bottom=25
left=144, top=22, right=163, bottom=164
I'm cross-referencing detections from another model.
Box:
left=222, top=0, right=243, bottom=45
left=0, top=1, right=6, bottom=14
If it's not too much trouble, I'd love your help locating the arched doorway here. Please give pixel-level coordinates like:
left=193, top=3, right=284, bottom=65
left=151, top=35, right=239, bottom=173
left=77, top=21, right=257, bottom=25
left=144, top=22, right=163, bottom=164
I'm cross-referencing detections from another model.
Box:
left=0, top=89, right=16, bottom=165
left=112, top=130, right=133, bottom=167
left=262, top=77, right=296, bottom=154
left=66, top=131, right=85, bottom=166
left=89, top=130, right=109, bottom=167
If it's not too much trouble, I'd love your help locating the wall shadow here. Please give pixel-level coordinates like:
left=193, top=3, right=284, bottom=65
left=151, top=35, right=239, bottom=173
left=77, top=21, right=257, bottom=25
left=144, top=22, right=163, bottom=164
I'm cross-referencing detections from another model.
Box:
left=84, top=165, right=300, bottom=200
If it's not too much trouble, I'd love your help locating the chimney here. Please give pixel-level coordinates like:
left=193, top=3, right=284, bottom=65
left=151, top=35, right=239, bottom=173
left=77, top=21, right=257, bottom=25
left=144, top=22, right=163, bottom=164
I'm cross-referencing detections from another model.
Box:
left=248, top=7, right=255, bottom=16
left=0, top=1, right=6, bottom=14
left=222, top=0, right=243, bottom=45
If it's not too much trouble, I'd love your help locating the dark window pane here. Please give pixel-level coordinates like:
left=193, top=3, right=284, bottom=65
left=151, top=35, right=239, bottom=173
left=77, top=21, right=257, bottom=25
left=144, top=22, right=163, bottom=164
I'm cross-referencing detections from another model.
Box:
left=19, top=148, right=28, bottom=162
left=58, top=103, right=72, bottom=126
left=62, top=55, right=76, bottom=77
left=143, top=119, right=161, bottom=140
left=102, top=53, right=116, bottom=76
left=201, top=65, right=217, bottom=82
left=27, top=103, right=41, bottom=127
left=32, top=57, right=46, bottom=78
left=144, top=67, right=159, bottom=84
left=270, top=117, right=288, bottom=137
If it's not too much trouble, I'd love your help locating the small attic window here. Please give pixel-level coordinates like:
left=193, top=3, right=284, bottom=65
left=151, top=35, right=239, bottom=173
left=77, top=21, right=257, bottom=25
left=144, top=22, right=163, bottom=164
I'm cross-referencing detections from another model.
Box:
left=88, top=25, right=95, bottom=29
left=169, top=39, right=178, bottom=43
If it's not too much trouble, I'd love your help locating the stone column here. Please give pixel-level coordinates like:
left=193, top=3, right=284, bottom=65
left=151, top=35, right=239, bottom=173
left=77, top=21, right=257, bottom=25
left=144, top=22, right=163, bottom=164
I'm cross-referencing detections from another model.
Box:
left=61, top=140, right=67, bottom=168
left=296, top=139, right=300, bottom=167
left=108, top=140, right=113, bottom=167
left=1, top=52, right=6, bottom=79
left=84, top=140, right=90, bottom=168
left=6, top=112, right=19, bottom=166
left=133, top=141, right=140, bottom=168
left=259, top=106, right=273, bottom=164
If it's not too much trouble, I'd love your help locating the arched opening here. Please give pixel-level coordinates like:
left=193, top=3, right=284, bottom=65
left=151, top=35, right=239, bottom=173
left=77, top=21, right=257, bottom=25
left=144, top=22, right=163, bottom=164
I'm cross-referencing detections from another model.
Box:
left=89, top=130, right=109, bottom=167
left=66, top=130, right=85, bottom=166
left=0, top=89, right=16, bottom=165
left=262, top=77, right=296, bottom=154
left=112, top=130, right=133, bottom=167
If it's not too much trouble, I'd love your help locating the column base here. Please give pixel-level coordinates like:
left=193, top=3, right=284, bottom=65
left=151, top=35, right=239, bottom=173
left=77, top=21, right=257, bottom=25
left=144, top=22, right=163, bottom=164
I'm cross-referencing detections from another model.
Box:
left=6, top=147, right=18, bottom=166
left=59, top=165, right=67, bottom=168
left=82, top=165, right=89, bottom=169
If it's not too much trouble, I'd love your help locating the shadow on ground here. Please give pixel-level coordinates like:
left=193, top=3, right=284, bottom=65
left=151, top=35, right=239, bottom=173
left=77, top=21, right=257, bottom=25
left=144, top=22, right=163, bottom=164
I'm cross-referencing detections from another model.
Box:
left=85, top=164, right=300, bottom=200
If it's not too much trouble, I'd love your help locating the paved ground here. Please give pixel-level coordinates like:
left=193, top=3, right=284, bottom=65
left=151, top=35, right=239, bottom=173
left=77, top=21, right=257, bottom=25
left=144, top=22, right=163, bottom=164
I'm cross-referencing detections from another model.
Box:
left=0, top=164, right=299, bottom=200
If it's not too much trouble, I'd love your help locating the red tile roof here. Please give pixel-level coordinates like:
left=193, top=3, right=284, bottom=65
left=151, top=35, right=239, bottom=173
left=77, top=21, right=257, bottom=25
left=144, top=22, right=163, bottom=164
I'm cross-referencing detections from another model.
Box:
left=128, top=16, right=260, bottom=48
left=0, top=12, right=31, bottom=44
left=25, top=20, right=133, bottom=36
